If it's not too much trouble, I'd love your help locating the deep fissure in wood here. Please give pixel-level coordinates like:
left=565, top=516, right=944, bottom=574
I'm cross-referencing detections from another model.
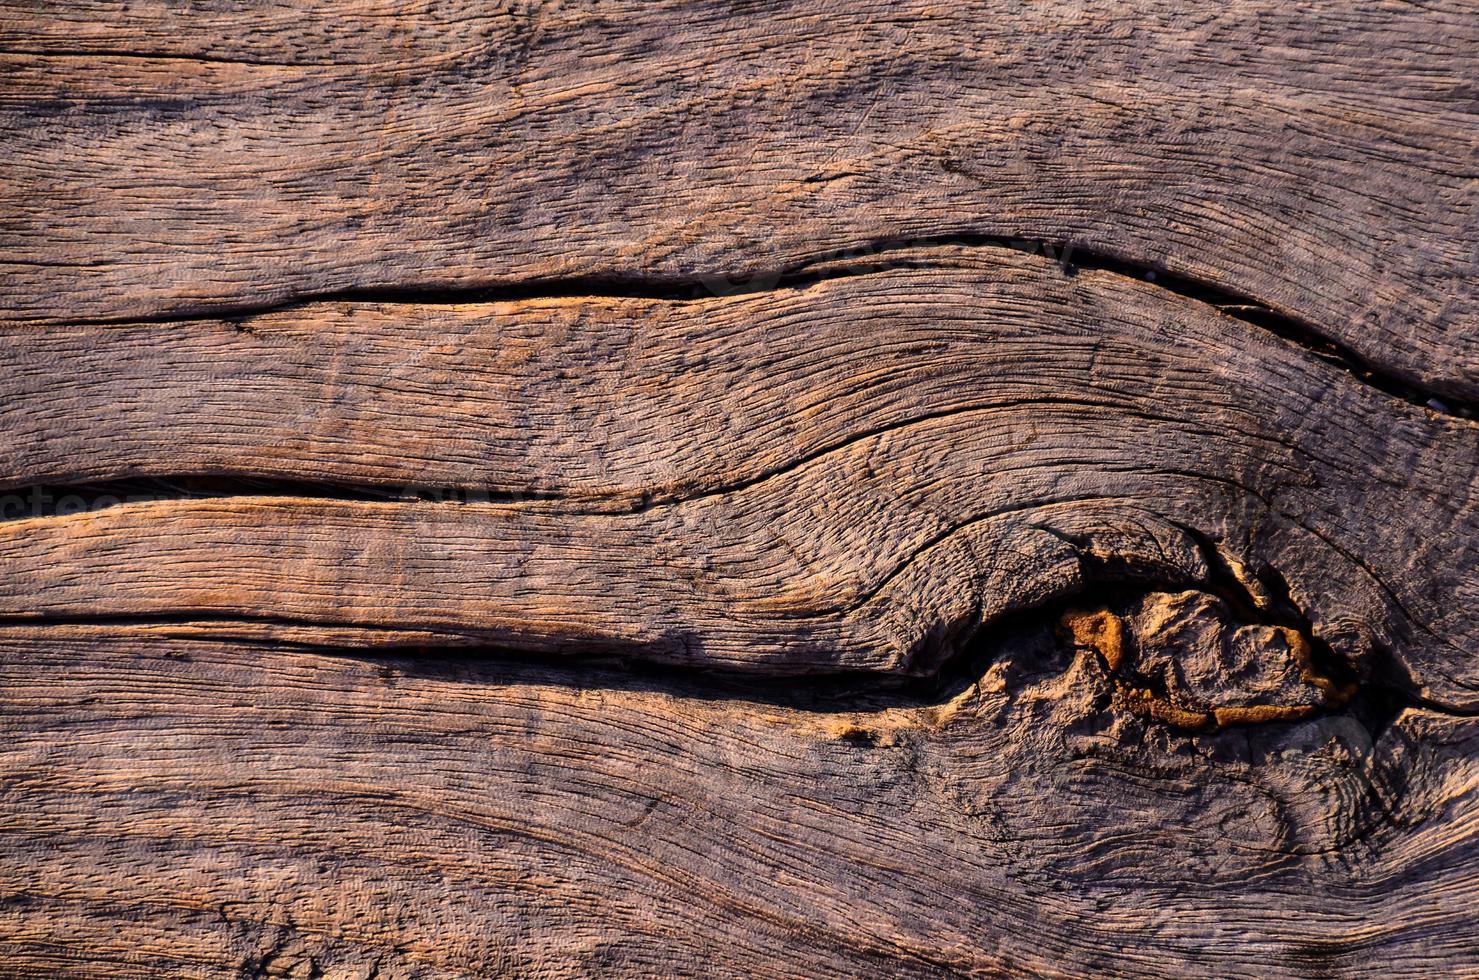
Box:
left=47, top=235, right=1477, bottom=420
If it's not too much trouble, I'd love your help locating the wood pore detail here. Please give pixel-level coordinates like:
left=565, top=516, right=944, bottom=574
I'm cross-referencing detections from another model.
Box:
left=1, top=2, right=1477, bottom=977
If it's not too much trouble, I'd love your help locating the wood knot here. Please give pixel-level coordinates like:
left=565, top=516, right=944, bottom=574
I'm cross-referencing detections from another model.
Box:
left=1059, top=590, right=1355, bottom=732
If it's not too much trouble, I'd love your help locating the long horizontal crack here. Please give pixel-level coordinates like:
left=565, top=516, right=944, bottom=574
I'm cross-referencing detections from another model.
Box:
left=11, top=239, right=1474, bottom=726
left=0, top=625, right=975, bottom=723
left=3, top=479, right=1473, bottom=725
left=0, top=396, right=1205, bottom=522
left=0, top=47, right=355, bottom=68
left=0, top=476, right=560, bottom=522
left=44, top=234, right=1477, bottom=421
left=6, top=592, right=1474, bottom=726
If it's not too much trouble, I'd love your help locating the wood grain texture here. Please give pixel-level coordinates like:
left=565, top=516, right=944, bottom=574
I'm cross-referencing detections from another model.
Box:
left=2, top=1, right=1478, bottom=976
left=4, top=250, right=1477, bottom=702
left=3, top=628, right=1479, bottom=979
left=4, top=247, right=1478, bottom=976
left=2, top=0, right=1476, bottom=398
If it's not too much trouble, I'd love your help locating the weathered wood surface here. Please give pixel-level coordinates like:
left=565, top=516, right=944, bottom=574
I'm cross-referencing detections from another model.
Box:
left=5, top=626, right=1478, bottom=978
left=4, top=251, right=1478, bottom=700
left=2, top=0, right=1476, bottom=398
left=2, top=1, right=1478, bottom=977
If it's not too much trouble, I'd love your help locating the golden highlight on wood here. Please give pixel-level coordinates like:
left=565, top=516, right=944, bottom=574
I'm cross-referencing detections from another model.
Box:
left=1, top=1, right=1476, bottom=976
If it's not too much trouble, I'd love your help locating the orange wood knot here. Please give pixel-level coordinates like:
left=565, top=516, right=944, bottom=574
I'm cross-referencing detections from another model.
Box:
left=1059, top=594, right=1356, bottom=733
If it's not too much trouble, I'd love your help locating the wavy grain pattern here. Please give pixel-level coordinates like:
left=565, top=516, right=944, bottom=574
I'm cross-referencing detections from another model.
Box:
left=2, top=1, right=1477, bottom=976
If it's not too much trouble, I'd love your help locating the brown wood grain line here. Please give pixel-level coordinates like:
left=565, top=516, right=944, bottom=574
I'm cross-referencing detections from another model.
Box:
left=2, top=0, right=1475, bottom=397
left=2, top=630, right=1477, bottom=977
left=3, top=3, right=1477, bottom=975
left=1, top=253, right=1476, bottom=708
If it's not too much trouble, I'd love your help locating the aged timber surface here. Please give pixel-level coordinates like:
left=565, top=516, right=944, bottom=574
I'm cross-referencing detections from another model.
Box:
left=3, top=0, right=1476, bottom=399
left=2, top=2, right=1477, bottom=978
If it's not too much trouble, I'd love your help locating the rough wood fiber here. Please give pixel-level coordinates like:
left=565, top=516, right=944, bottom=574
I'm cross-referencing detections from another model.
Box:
left=1, top=1, right=1477, bottom=977
left=1, top=0, right=1476, bottom=397
left=3, top=629, right=1478, bottom=979
left=3, top=251, right=1478, bottom=703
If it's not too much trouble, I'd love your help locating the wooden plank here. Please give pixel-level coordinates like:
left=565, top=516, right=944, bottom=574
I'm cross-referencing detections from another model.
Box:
left=2, top=3, right=1477, bottom=976
left=3, top=250, right=1477, bottom=702
left=2, top=0, right=1476, bottom=399
left=2, top=629, right=1478, bottom=978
